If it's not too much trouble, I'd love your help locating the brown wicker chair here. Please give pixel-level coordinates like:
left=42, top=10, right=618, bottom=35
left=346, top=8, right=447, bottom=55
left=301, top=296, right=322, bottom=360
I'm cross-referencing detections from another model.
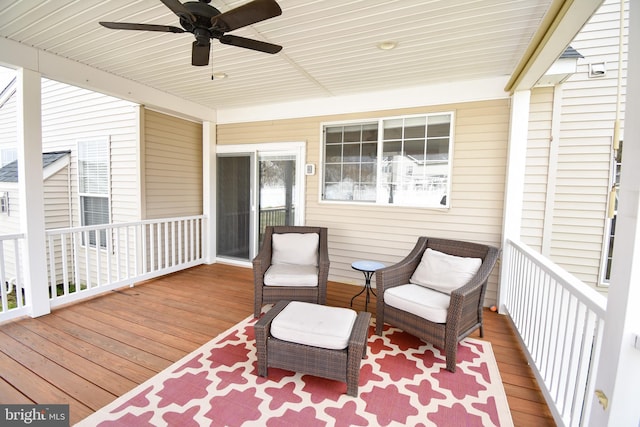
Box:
left=375, top=237, right=500, bottom=372
left=253, top=226, right=329, bottom=318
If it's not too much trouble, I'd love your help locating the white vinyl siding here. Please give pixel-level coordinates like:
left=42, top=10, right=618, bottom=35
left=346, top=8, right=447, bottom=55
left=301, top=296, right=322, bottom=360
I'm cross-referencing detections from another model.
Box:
left=550, top=0, right=624, bottom=289
left=0, top=79, right=16, bottom=162
left=520, top=0, right=627, bottom=290
left=522, top=87, right=554, bottom=252
left=217, top=99, right=507, bottom=306
left=142, top=109, right=203, bottom=219
left=41, top=78, right=139, bottom=227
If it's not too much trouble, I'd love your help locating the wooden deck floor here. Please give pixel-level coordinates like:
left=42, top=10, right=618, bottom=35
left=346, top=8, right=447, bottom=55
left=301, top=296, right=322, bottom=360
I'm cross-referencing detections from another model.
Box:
left=0, top=263, right=555, bottom=426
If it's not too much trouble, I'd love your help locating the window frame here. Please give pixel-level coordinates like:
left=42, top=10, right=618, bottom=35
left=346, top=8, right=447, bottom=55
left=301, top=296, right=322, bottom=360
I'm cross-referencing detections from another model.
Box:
left=319, top=112, right=454, bottom=208
left=77, top=137, right=111, bottom=249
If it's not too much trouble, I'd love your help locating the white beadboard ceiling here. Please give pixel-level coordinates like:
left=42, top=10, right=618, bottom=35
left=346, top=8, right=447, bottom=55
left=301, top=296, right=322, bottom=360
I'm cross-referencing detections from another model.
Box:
left=1, top=0, right=559, bottom=111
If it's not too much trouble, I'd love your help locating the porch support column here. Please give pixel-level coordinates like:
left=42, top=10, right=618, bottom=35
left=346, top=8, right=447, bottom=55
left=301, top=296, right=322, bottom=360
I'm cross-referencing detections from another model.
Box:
left=589, top=2, right=640, bottom=424
left=16, top=68, right=49, bottom=317
left=497, top=90, right=530, bottom=313
left=202, top=120, right=217, bottom=263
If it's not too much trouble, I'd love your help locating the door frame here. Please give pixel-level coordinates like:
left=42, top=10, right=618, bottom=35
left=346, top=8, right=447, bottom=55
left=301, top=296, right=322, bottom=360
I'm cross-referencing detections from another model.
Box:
left=215, top=142, right=306, bottom=265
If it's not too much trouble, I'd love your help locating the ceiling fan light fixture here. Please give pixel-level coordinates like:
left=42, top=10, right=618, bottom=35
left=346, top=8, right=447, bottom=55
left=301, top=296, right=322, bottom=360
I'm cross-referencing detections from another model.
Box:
left=377, top=41, right=398, bottom=50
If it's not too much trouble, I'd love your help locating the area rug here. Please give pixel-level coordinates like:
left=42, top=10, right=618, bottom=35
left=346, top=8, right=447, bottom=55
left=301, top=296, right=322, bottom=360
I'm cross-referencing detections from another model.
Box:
left=77, top=313, right=513, bottom=427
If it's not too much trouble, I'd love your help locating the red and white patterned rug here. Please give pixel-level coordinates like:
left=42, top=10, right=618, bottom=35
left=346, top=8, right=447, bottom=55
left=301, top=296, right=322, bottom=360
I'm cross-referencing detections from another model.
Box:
left=77, top=313, right=513, bottom=427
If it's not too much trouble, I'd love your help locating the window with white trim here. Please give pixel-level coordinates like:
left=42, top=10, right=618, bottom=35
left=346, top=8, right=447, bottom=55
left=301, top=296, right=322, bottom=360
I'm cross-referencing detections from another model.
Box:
left=322, top=113, right=452, bottom=208
left=78, top=138, right=110, bottom=248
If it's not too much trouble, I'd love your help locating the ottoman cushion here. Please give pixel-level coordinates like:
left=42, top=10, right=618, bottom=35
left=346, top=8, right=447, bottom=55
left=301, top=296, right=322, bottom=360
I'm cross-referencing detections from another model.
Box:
left=271, top=301, right=357, bottom=350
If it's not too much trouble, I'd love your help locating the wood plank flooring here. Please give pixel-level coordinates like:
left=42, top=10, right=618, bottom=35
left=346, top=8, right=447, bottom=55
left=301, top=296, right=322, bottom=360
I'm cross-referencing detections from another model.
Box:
left=0, top=263, right=555, bottom=426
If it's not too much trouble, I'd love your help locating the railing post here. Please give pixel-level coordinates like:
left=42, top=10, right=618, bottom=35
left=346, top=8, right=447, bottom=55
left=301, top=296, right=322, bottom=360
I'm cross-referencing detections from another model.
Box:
left=16, top=68, right=50, bottom=317
left=498, top=89, right=530, bottom=313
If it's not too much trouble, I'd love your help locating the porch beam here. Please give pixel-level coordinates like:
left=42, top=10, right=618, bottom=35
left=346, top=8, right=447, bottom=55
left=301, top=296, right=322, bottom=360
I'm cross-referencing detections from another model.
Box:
left=589, top=0, right=640, bottom=424
left=0, top=38, right=215, bottom=123
left=505, top=0, right=603, bottom=93
left=16, top=68, right=49, bottom=317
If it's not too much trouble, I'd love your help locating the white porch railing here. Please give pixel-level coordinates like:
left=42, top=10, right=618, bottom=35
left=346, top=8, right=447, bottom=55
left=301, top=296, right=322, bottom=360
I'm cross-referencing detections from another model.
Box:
left=503, top=238, right=607, bottom=427
left=0, top=233, right=28, bottom=321
left=45, top=215, right=205, bottom=308
left=0, top=215, right=205, bottom=323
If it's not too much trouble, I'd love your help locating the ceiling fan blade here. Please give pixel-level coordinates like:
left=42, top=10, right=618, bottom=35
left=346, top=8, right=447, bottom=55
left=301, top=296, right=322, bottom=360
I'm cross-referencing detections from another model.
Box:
left=192, top=41, right=211, bottom=66
left=219, top=35, right=282, bottom=54
left=160, top=0, right=196, bottom=23
left=100, top=22, right=185, bottom=33
left=212, top=0, right=282, bottom=32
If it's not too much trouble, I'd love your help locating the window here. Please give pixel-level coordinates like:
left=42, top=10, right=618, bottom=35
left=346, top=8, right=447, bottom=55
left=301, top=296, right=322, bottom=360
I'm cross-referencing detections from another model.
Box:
left=1, top=148, right=17, bottom=167
left=322, top=113, right=452, bottom=208
left=603, top=141, right=622, bottom=284
left=78, top=138, right=110, bottom=247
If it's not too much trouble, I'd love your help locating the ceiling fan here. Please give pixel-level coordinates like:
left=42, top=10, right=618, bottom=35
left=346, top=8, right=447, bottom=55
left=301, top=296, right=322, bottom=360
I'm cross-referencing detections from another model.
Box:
left=99, top=0, right=282, bottom=66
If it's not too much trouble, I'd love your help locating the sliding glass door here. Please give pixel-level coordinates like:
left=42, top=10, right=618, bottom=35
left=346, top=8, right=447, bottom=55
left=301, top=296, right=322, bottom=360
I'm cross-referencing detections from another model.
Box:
left=258, top=154, right=296, bottom=248
left=216, top=143, right=304, bottom=263
left=217, top=154, right=253, bottom=260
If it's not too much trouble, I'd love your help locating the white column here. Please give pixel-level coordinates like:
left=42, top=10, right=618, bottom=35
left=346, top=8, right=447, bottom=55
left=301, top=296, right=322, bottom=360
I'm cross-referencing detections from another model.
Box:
left=588, top=1, right=640, bottom=425
left=497, top=90, right=530, bottom=313
left=202, top=120, right=217, bottom=264
left=16, top=68, right=49, bottom=317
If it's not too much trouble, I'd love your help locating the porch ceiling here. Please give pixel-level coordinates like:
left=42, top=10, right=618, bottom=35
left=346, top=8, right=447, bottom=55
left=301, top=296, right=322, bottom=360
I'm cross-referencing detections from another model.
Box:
left=0, top=0, right=596, bottom=113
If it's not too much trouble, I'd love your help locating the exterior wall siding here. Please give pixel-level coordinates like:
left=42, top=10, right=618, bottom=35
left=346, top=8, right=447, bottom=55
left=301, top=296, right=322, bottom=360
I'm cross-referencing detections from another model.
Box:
left=524, top=0, right=626, bottom=289
left=142, top=109, right=203, bottom=219
left=41, top=78, right=139, bottom=226
left=522, top=87, right=554, bottom=252
left=217, top=99, right=508, bottom=305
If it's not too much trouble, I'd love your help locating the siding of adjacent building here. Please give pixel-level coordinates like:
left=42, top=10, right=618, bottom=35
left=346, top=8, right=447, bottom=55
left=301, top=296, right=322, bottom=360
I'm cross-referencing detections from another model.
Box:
left=522, top=87, right=554, bottom=252
left=217, top=99, right=508, bottom=305
left=40, top=78, right=139, bottom=226
left=522, top=0, right=626, bottom=289
left=142, top=108, right=203, bottom=219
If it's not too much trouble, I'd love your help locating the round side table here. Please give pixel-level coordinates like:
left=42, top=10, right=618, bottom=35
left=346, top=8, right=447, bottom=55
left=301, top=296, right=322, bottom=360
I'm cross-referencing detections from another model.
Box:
left=350, top=260, right=385, bottom=312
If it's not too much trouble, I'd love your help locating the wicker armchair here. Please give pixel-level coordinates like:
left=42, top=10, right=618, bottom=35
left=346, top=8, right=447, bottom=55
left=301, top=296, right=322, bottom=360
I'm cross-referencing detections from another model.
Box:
left=375, top=237, right=500, bottom=372
left=253, top=226, right=329, bottom=318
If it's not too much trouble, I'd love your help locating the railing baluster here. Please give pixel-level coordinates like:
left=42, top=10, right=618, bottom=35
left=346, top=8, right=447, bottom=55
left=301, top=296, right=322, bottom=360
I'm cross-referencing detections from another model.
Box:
left=1, top=216, right=205, bottom=322
left=0, top=241, right=7, bottom=312
left=504, top=239, right=606, bottom=426
left=61, top=234, right=69, bottom=295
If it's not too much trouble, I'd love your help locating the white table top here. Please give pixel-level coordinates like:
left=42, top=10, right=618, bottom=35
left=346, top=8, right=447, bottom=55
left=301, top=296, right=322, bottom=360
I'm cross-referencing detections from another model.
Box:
left=351, top=260, right=385, bottom=272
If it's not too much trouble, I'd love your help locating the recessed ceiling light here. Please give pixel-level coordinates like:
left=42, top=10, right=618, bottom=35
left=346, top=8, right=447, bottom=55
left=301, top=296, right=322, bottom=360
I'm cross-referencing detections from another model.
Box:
left=377, top=41, right=398, bottom=50
left=212, top=72, right=227, bottom=80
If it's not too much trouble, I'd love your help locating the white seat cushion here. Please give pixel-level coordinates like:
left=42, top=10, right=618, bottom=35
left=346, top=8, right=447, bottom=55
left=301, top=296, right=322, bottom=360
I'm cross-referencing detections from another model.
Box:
left=384, top=284, right=450, bottom=323
left=264, top=264, right=318, bottom=287
left=410, top=248, right=482, bottom=294
left=271, top=301, right=357, bottom=350
left=272, top=233, right=319, bottom=266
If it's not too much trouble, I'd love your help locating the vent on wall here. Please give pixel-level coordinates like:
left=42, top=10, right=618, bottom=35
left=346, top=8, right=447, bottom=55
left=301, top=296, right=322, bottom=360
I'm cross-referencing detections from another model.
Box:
left=0, top=192, right=8, bottom=215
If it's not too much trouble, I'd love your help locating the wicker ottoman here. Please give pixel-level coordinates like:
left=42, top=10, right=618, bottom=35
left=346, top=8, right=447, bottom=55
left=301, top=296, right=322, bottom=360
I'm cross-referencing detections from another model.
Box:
left=255, top=300, right=371, bottom=397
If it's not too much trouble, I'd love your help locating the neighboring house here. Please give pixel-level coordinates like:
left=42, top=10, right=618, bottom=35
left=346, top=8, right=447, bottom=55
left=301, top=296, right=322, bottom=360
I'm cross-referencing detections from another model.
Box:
left=523, top=0, right=627, bottom=291
left=0, top=76, right=204, bottom=288
left=0, top=151, right=71, bottom=281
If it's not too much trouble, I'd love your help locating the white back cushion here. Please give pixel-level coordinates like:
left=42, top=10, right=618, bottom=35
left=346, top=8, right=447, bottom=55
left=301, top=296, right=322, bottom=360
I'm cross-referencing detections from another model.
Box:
left=410, top=248, right=482, bottom=294
left=272, top=232, right=319, bottom=266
